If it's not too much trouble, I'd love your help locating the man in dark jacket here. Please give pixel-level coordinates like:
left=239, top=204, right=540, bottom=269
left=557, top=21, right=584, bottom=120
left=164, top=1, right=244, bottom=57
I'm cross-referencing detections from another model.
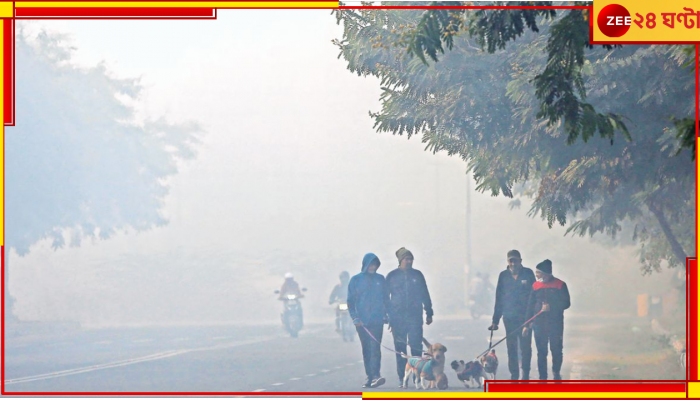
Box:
left=386, top=247, right=434, bottom=387
left=523, top=259, right=571, bottom=380
left=489, top=249, right=536, bottom=380
left=347, top=253, right=389, bottom=388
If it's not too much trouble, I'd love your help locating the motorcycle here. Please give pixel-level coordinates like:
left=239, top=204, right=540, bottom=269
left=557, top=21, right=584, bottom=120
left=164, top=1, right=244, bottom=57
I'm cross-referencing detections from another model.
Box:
left=274, top=288, right=307, bottom=338
left=336, top=302, right=355, bottom=342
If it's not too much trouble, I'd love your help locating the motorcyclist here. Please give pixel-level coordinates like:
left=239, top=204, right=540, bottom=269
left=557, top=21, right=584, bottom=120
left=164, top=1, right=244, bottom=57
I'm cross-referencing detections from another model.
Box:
left=279, top=272, right=303, bottom=299
left=329, top=271, right=351, bottom=332
left=279, top=272, right=304, bottom=330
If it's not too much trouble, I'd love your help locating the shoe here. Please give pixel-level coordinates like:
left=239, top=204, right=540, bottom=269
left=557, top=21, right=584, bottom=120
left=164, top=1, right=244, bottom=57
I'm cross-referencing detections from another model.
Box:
left=398, top=379, right=404, bottom=388
left=370, top=376, right=386, bottom=388
left=362, top=378, right=372, bottom=388
left=553, top=372, right=562, bottom=380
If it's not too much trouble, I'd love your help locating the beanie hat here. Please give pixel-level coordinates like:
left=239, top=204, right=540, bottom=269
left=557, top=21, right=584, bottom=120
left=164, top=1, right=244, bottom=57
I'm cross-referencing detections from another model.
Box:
left=536, top=259, right=553, bottom=275
left=396, top=247, right=414, bottom=263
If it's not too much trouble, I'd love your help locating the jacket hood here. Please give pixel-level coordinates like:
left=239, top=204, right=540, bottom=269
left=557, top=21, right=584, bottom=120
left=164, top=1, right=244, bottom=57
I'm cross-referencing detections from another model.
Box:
left=361, top=253, right=381, bottom=272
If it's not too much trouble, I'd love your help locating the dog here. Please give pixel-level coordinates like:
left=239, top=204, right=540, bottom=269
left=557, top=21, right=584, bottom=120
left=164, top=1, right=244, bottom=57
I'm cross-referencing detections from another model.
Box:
left=403, top=357, right=449, bottom=389
left=401, top=339, right=449, bottom=390
left=451, top=359, right=487, bottom=388
left=480, top=349, right=499, bottom=381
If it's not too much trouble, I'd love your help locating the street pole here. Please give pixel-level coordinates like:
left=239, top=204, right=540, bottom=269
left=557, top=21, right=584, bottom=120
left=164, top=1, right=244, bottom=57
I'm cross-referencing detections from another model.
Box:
left=465, top=175, right=472, bottom=308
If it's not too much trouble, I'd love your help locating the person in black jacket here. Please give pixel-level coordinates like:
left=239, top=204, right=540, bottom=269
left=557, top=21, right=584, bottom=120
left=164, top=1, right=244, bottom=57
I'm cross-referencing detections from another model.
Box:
left=489, top=249, right=536, bottom=380
left=347, top=253, right=389, bottom=388
left=386, top=247, right=434, bottom=387
left=523, top=259, right=571, bottom=380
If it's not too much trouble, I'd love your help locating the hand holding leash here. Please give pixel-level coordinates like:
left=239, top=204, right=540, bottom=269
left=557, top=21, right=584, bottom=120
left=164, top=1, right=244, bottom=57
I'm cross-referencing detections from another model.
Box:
left=488, top=323, right=499, bottom=331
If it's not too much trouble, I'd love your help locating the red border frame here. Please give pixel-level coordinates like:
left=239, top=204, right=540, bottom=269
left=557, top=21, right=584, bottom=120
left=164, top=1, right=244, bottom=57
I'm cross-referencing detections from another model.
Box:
left=1, top=1, right=697, bottom=396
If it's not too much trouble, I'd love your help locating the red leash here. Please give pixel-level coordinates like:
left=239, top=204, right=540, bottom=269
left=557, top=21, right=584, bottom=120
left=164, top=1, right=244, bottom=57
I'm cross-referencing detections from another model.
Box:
left=474, top=310, right=544, bottom=361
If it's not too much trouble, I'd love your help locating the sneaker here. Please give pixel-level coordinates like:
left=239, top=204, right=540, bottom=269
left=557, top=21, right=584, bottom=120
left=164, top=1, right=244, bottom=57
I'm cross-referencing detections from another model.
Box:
left=362, top=378, right=372, bottom=388
left=398, top=379, right=404, bottom=388
left=370, top=376, right=386, bottom=388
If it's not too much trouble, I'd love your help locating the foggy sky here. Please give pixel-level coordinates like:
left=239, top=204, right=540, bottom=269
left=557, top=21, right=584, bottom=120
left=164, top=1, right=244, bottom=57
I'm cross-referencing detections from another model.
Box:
left=8, top=10, right=681, bottom=327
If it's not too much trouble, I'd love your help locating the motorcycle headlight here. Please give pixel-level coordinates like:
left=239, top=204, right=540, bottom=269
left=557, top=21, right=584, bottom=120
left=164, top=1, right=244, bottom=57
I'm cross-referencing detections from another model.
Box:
left=339, top=303, right=348, bottom=311
left=287, top=295, right=296, bottom=300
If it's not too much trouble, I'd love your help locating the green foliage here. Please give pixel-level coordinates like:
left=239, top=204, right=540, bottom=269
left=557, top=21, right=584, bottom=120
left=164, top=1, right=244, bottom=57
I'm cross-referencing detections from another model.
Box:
left=8, top=30, right=203, bottom=255
left=333, top=6, right=695, bottom=271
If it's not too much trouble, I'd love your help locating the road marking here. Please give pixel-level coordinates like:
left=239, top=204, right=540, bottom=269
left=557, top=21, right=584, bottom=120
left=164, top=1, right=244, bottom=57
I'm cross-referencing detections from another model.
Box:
left=253, top=389, right=266, bottom=392
left=4, top=327, right=329, bottom=386
left=5, top=350, right=190, bottom=385
left=346, top=363, right=354, bottom=366
left=3, top=330, right=319, bottom=386
left=333, top=366, right=343, bottom=369
left=305, top=373, right=316, bottom=377
left=289, top=377, right=301, bottom=381
left=320, top=369, right=331, bottom=373
left=271, top=383, right=284, bottom=386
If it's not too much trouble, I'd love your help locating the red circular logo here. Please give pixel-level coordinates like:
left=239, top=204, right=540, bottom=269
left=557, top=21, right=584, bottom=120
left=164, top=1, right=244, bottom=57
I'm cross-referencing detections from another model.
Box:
left=597, top=4, right=632, bottom=37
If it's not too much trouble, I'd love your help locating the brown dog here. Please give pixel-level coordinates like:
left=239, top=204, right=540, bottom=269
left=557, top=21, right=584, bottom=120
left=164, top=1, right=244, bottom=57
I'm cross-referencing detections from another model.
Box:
left=420, top=338, right=448, bottom=389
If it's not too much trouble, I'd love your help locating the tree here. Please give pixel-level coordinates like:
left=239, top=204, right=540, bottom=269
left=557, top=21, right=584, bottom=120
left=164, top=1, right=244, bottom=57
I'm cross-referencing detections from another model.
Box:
left=332, top=5, right=695, bottom=273
left=6, top=30, right=202, bottom=319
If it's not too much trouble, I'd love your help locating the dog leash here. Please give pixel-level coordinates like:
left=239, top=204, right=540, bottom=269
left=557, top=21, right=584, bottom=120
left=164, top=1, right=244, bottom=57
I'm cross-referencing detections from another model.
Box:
left=474, top=310, right=544, bottom=361
left=360, top=325, right=411, bottom=358
left=360, top=325, right=432, bottom=361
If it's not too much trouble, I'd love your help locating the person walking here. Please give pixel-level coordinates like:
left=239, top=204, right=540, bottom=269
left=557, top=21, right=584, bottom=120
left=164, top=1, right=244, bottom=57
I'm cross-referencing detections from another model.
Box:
left=489, top=249, right=536, bottom=380
left=386, top=247, right=434, bottom=387
left=347, top=253, right=389, bottom=388
left=523, top=259, right=571, bottom=381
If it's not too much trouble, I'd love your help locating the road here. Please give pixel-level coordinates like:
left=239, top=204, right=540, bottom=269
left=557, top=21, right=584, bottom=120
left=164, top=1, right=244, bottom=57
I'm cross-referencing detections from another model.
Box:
left=4, top=317, right=567, bottom=394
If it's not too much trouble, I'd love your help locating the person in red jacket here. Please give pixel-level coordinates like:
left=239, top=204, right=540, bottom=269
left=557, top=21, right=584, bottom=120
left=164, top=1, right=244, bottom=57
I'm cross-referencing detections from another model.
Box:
left=523, top=259, right=570, bottom=381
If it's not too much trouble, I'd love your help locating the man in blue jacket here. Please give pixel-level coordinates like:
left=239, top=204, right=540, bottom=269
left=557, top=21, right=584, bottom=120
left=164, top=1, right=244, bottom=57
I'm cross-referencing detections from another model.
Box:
left=347, top=253, right=389, bottom=388
left=386, top=247, right=434, bottom=387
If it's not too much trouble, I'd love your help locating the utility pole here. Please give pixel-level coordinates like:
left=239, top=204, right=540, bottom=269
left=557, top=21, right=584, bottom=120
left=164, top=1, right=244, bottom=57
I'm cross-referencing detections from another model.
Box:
left=465, top=175, right=472, bottom=308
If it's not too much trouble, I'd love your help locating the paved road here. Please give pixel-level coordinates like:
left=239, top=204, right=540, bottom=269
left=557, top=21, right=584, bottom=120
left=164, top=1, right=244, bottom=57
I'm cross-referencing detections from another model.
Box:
left=4, top=317, right=550, bottom=394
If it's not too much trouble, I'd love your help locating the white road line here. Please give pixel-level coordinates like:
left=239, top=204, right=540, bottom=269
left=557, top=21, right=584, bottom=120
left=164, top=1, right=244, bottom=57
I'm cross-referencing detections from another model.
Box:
left=305, top=373, right=316, bottom=377
left=289, top=377, right=301, bottom=381
left=320, top=369, right=331, bottom=373
left=271, top=383, right=284, bottom=386
left=5, top=333, right=286, bottom=386
left=333, top=366, right=343, bottom=369
left=5, top=350, right=190, bottom=385
left=253, top=389, right=266, bottom=392
left=346, top=363, right=354, bottom=366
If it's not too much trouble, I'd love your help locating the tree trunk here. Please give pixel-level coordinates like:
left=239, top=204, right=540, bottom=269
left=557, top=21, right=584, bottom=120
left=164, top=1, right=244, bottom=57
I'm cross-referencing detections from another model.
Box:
left=647, top=200, right=689, bottom=267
